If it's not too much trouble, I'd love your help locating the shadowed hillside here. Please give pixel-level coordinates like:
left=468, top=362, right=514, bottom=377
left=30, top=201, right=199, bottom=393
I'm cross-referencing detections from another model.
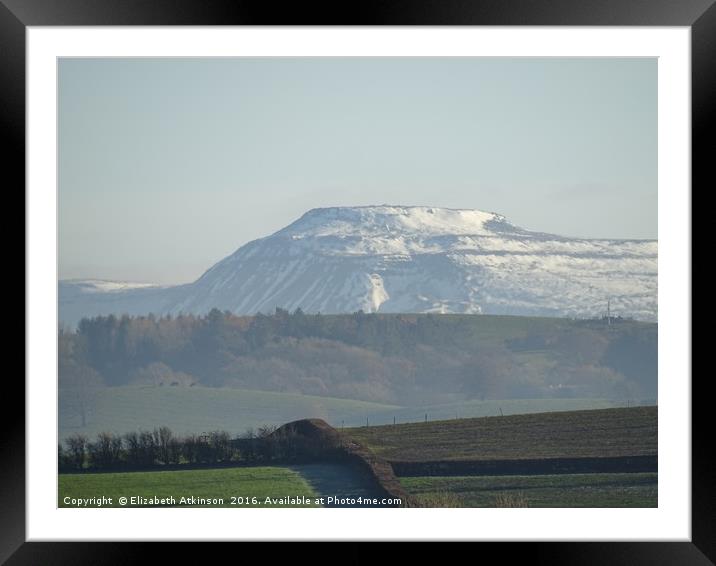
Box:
left=59, top=311, right=657, bottom=409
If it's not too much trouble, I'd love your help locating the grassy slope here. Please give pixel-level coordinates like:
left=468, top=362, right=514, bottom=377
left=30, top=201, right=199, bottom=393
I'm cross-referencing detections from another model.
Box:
left=60, top=386, right=399, bottom=440
left=435, top=313, right=573, bottom=340
left=59, top=466, right=320, bottom=507
left=401, top=473, right=658, bottom=507
left=344, top=406, right=657, bottom=462
left=322, top=312, right=645, bottom=339
left=376, top=398, right=638, bottom=425
left=60, top=385, right=636, bottom=441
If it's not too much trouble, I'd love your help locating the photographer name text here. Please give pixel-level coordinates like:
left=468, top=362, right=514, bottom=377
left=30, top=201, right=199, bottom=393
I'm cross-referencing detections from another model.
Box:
left=62, top=495, right=400, bottom=507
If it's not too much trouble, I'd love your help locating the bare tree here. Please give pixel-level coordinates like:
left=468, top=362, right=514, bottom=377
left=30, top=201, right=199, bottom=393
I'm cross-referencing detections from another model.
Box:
left=154, top=426, right=174, bottom=464
left=181, top=434, right=201, bottom=464
left=208, top=430, right=232, bottom=463
left=123, top=431, right=141, bottom=466
left=138, top=430, right=157, bottom=466
left=64, top=434, right=88, bottom=470
left=88, top=432, right=123, bottom=469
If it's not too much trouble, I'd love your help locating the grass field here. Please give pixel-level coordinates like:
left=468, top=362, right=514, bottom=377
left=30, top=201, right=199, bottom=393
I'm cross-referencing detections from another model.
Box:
left=401, top=473, right=658, bottom=507
left=433, top=313, right=576, bottom=341
left=344, top=406, right=657, bottom=462
left=376, top=398, right=643, bottom=426
left=60, top=384, right=637, bottom=441
left=59, top=463, right=389, bottom=508
left=60, top=386, right=399, bottom=441
left=59, top=466, right=319, bottom=507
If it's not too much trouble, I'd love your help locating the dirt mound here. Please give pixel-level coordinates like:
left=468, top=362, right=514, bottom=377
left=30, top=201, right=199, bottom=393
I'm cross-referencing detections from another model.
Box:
left=274, top=418, right=342, bottom=443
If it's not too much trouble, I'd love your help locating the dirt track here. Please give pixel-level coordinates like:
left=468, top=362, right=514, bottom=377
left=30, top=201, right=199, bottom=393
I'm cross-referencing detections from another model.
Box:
left=274, top=419, right=417, bottom=507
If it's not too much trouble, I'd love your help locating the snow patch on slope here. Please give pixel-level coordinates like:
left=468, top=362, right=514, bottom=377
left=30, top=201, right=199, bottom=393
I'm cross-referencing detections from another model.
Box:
left=365, top=273, right=389, bottom=313
left=63, top=279, right=160, bottom=293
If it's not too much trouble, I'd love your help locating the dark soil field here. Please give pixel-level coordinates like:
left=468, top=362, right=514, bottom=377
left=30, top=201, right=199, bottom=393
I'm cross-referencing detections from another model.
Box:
left=343, top=406, right=657, bottom=463
left=343, top=406, right=657, bottom=507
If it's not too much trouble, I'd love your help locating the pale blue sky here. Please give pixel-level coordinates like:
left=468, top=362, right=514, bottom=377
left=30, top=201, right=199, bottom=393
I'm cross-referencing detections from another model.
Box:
left=59, top=58, right=657, bottom=284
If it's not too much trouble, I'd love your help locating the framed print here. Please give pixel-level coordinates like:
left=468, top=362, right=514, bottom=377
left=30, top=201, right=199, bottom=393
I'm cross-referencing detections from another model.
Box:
left=7, top=0, right=708, bottom=562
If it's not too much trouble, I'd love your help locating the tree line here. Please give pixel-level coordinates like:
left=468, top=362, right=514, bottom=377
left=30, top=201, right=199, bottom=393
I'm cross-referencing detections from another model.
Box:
left=59, top=309, right=658, bottom=408
left=59, top=424, right=340, bottom=473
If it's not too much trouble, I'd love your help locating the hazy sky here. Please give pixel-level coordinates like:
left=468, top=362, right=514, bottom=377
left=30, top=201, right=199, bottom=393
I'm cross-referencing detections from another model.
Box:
left=59, top=58, right=657, bottom=284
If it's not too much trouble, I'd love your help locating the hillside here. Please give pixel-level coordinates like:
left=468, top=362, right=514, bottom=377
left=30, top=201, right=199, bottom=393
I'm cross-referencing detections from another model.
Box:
left=59, top=384, right=639, bottom=441
left=59, top=205, right=657, bottom=326
left=59, top=311, right=658, bottom=406
left=343, top=406, right=657, bottom=462
left=59, top=385, right=398, bottom=441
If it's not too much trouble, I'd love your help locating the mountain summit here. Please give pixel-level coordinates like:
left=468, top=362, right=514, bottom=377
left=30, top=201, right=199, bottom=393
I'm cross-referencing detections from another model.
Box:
left=275, top=205, right=511, bottom=238
left=60, top=205, right=657, bottom=325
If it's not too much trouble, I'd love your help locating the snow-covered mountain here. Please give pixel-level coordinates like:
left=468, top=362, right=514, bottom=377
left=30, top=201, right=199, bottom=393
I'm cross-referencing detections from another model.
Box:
left=59, top=206, right=657, bottom=326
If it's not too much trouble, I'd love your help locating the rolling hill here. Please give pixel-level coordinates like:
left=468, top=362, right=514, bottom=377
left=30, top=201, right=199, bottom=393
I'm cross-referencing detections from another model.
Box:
left=60, top=205, right=657, bottom=326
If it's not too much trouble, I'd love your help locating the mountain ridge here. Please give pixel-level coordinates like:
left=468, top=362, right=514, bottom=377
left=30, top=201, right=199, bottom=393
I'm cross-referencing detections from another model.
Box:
left=60, top=205, right=657, bottom=326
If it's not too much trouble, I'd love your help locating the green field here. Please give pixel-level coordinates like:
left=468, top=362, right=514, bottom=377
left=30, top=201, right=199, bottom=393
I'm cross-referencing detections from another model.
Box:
left=344, top=406, right=657, bottom=462
left=60, top=384, right=638, bottom=441
left=401, top=473, right=658, bottom=507
left=59, top=463, right=388, bottom=508
left=376, top=398, right=641, bottom=426
left=60, top=386, right=399, bottom=441
left=59, top=466, right=319, bottom=507
left=423, top=313, right=576, bottom=341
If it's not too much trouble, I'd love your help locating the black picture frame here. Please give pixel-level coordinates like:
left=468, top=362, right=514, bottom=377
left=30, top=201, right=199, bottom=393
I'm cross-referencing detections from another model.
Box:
left=7, top=0, right=706, bottom=563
